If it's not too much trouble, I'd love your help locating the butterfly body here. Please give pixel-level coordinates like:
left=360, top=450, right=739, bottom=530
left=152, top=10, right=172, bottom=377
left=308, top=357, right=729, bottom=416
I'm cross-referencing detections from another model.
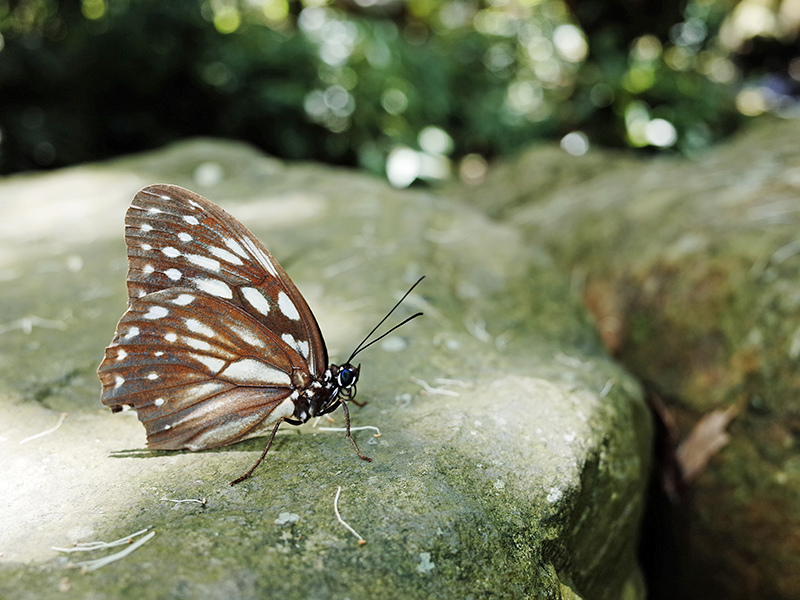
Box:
left=284, top=363, right=361, bottom=424
left=98, top=184, right=420, bottom=483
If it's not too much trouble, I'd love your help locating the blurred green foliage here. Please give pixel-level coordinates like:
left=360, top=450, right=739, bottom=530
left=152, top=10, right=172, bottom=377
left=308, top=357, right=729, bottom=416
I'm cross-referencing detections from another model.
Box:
left=0, top=0, right=795, bottom=182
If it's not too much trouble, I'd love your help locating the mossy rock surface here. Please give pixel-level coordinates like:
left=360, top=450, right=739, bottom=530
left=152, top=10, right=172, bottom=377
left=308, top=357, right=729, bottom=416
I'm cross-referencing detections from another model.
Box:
left=469, top=117, right=800, bottom=599
left=0, top=139, right=650, bottom=600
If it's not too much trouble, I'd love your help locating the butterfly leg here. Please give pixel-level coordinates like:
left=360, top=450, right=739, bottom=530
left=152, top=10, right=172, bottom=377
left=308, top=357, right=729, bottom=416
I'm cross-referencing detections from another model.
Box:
left=230, top=419, right=284, bottom=486
left=341, top=401, right=372, bottom=462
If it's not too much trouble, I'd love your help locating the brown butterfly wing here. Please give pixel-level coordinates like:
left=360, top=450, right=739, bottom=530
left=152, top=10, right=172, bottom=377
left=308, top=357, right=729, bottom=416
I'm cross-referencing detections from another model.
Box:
left=98, top=289, right=311, bottom=449
left=124, top=184, right=327, bottom=375
left=98, top=185, right=328, bottom=450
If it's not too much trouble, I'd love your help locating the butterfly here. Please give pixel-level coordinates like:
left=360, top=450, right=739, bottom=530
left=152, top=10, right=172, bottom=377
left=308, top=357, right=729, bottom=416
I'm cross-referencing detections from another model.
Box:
left=97, top=184, right=422, bottom=485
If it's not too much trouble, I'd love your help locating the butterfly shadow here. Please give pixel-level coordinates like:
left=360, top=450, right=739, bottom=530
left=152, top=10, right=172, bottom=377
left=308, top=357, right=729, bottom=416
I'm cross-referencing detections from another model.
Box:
left=107, top=434, right=299, bottom=460
left=109, top=448, right=180, bottom=460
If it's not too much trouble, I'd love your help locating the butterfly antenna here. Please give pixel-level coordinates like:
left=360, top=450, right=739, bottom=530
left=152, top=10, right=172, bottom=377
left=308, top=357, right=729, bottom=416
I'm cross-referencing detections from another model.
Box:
left=347, top=276, right=425, bottom=362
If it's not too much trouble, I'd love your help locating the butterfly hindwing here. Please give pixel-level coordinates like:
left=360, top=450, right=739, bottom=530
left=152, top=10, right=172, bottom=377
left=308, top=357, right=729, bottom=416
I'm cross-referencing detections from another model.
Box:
left=124, top=184, right=327, bottom=376
left=98, top=288, right=308, bottom=449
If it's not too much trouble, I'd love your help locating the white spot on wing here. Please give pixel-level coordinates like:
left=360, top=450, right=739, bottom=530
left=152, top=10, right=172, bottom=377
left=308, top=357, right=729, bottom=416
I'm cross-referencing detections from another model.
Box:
left=255, top=248, right=279, bottom=277
left=140, top=223, right=153, bottom=232
left=192, top=354, right=226, bottom=374
left=186, top=337, right=212, bottom=351
left=141, top=244, right=152, bottom=251
left=154, top=397, right=165, bottom=406
left=239, top=236, right=278, bottom=277
left=254, top=248, right=278, bottom=279
left=154, top=351, right=164, bottom=357
left=224, top=236, right=248, bottom=259
left=221, top=359, right=291, bottom=385
left=171, top=294, right=195, bottom=306
left=147, top=372, right=159, bottom=380
left=184, top=215, right=200, bottom=226
left=175, top=380, right=226, bottom=404
left=194, top=277, right=233, bottom=299
left=142, top=264, right=155, bottom=275
left=187, top=254, right=221, bottom=272
left=165, top=332, right=178, bottom=342
left=187, top=395, right=296, bottom=448
left=186, top=318, right=215, bottom=338
left=162, top=247, right=181, bottom=258
left=143, top=306, right=169, bottom=320
left=296, top=339, right=310, bottom=359
left=278, top=291, right=300, bottom=320
left=229, top=323, right=266, bottom=348
left=241, top=287, right=271, bottom=316
left=281, top=333, right=310, bottom=359
left=274, top=397, right=296, bottom=420
left=208, top=245, right=244, bottom=266
left=148, top=207, right=162, bottom=214
left=165, top=268, right=182, bottom=281
left=124, top=326, right=140, bottom=339
left=116, top=349, right=127, bottom=361
left=178, top=232, right=192, bottom=242
left=181, top=400, right=293, bottom=449
left=114, top=375, right=125, bottom=389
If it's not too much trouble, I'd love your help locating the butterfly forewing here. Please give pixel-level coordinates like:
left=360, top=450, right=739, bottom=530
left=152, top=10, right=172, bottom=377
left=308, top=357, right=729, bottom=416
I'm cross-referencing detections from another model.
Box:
left=124, top=184, right=327, bottom=375
left=98, top=288, right=308, bottom=449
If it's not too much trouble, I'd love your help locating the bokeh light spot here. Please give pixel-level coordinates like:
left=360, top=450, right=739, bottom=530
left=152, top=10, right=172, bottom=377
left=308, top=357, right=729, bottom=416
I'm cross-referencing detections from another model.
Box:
left=382, top=88, right=408, bottom=115
left=736, top=88, right=767, bottom=116
left=213, top=7, right=241, bottom=34
left=419, top=126, right=453, bottom=155
left=261, top=0, right=289, bottom=23
left=81, top=0, right=107, bottom=20
left=646, top=119, right=677, bottom=147
left=553, top=24, right=587, bottom=62
left=631, top=35, right=662, bottom=62
left=560, top=131, right=589, bottom=156
left=386, top=146, right=421, bottom=188
left=459, top=154, right=488, bottom=185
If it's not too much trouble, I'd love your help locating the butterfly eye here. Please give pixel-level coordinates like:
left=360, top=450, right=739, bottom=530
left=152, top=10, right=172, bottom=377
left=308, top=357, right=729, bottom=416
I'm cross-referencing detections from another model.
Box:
left=338, top=367, right=358, bottom=388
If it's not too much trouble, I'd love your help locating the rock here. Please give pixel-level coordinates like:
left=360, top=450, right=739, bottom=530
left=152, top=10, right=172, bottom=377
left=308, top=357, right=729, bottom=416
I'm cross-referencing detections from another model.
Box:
left=471, top=117, right=800, bottom=600
left=0, top=139, right=650, bottom=599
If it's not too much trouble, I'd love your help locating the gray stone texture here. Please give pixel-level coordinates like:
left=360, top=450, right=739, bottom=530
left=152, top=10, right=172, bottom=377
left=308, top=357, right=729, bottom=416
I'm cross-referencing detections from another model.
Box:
left=0, top=139, right=649, bottom=600
left=465, top=117, right=800, bottom=599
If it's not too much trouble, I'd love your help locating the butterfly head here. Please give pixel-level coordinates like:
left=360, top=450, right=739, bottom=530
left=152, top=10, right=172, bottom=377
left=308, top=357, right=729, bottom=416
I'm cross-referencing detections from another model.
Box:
left=335, top=363, right=361, bottom=401
left=307, top=277, right=424, bottom=418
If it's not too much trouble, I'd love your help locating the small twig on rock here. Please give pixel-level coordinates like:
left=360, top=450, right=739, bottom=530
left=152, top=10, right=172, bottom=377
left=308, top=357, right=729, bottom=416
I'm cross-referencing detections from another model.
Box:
left=317, top=425, right=381, bottom=438
left=433, top=378, right=471, bottom=388
left=410, top=377, right=460, bottom=397
left=19, top=413, right=67, bottom=445
left=52, top=527, right=151, bottom=553
left=334, top=486, right=366, bottom=545
left=161, top=497, right=207, bottom=505
left=72, top=531, right=155, bottom=572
